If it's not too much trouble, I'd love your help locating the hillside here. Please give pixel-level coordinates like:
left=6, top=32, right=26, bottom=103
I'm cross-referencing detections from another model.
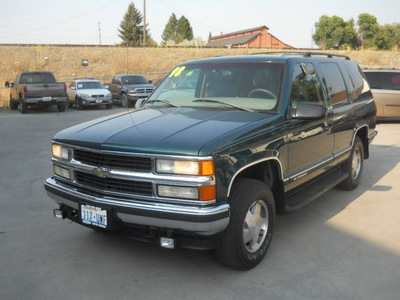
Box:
left=1, top=45, right=399, bottom=107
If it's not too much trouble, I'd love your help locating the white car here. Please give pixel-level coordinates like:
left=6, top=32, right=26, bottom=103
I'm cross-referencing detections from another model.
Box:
left=67, top=79, right=112, bottom=110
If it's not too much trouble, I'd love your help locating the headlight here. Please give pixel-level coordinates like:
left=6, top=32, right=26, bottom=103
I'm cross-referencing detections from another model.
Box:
left=156, top=159, right=214, bottom=176
left=79, top=94, right=90, bottom=98
left=105, top=93, right=112, bottom=98
left=128, top=90, right=137, bottom=95
left=52, top=144, right=69, bottom=160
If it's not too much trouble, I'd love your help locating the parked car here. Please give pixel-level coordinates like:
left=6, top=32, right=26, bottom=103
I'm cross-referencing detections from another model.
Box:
left=67, top=79, right=112, bottom=110
left=109, top=74, right=155, bottom=107
left=6, top=71, right=67, bottom=113
left=45, top=52, right=377, bottom=270
left=363, top=68, right=400, bottom=120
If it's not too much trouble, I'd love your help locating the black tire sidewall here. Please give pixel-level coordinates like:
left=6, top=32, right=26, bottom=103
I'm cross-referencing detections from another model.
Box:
left=217, top=179, right=275, bottom=270
left=339, top=136, right=364, bottom=190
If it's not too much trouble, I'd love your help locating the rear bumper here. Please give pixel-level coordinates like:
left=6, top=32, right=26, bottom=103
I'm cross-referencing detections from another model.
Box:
left=44, top=177, right=230, bottom=236
left=25, top=96, right=67, bottom=104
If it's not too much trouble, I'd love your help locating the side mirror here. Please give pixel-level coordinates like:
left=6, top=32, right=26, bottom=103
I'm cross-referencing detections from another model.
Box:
left=292, top=102, right=326, bottom=120
left=135, top=98, right=146, bottom=108
left=5, top=81, right=9, bottom=88
left=148, top=80, right=153, bottom=84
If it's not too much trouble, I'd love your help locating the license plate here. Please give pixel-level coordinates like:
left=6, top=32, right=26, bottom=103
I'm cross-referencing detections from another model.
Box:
left=96, top=99, right=102, bottom=103
left=42, top=96, right=52, bottom=101
left=80, top=205, right=107, bottom=228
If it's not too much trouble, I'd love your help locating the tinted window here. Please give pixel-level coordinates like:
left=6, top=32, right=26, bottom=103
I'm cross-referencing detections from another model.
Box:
left=290, top=63, right=325, bottom=108
left=364, top=72, right=382, bottom=89
left=320, top=63, right=349, bottom=106
left=344, top=61, right=367, bottom=101
left=122, top=76, right=148, bottom=84
left=381, top=72, right=400, bottom=90
left=20, top=72, right=56, bottom=84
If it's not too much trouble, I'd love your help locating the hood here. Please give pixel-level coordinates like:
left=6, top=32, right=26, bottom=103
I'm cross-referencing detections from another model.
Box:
left=54, top=107, right=275, bottom=156
left=77, top=88, right=111, bottom=96
left=124, top=84, right=155, bottom=90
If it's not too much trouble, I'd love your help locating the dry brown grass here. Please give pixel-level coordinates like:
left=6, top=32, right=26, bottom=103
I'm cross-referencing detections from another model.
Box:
left=1, top=45, right=400, bottom=107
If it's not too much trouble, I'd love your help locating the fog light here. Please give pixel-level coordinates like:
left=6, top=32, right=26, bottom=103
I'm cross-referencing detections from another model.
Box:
left=157, top=185, right=198, bottom=200
left=53, top=165, right=71, bottom=179
left=160, top=237, right=175, bottom=249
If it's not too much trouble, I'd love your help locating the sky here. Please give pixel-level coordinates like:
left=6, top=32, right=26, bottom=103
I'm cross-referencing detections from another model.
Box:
left=0, top=0, right=399, bottom=48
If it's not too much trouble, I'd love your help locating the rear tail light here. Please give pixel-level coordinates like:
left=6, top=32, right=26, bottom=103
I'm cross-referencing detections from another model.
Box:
left=64, top=84, right=67, bottom=93
left=24, top=86, right=28, bottom=94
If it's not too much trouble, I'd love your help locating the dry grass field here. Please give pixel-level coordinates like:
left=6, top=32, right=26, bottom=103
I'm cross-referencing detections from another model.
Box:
left=1, top=45, right=399, bottom=107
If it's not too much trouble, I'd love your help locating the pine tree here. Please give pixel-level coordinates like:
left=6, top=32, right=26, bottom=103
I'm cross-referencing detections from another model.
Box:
left=177, top=16, right=193, bottom=43
left=118, top=2, right=156, bottom=46
left=161, top=13, right=178, bottom=44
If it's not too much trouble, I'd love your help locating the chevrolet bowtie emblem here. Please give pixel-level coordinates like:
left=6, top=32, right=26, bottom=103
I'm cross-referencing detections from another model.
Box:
left=92, top=167, right=110, bottom=178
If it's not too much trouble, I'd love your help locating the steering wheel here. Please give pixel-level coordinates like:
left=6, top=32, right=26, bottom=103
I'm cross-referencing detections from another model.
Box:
left=248, top=88, right=277, bottom=99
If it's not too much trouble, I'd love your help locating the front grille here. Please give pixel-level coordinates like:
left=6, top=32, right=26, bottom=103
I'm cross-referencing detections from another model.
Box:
left=136, top=88, right=154, bottom=94
left=74, top=149, right=152, bottom=172
left=91, top=94, right=105, bottom=98
left=75, top=171, right=153, bottom=196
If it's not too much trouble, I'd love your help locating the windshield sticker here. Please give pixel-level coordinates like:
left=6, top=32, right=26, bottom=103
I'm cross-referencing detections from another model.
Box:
left=169, top=66, right=186, bottom=78
left=77, top=84, right=83, bottom=89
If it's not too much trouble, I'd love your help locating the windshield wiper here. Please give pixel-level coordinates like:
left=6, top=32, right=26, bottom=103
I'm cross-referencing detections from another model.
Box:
left=145, top=99, right=181, bottom=108
left=192, top=99, right=254, bottom=112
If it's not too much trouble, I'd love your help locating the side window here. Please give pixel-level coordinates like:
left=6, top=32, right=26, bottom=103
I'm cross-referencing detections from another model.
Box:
left=343, top=61, right=367, bottom=101
left=364, top=72, right=382, bottom=89
left=381, top=72, right=400, bottom=90
left=320, top=63, right=349, bottom=107
left=290, top=63, right=325, bottom=108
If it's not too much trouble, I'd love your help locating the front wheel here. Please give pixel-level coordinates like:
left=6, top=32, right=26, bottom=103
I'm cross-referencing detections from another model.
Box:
left=9, top=95, right=18, bottom=110
left=57, top=103, right=66, bottom=112
left=338, top=136, right=364, bottom=190
left=216, top=179, right=275, bottom=270
left=121, top=94, right=128, bottom=108
left=20, top=101, right=27, bottom=114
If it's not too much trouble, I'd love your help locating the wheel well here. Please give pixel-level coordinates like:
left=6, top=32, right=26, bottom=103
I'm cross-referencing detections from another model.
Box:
left=231, top=160, right=285, bottom=214
left=356, top=126, right=369, bottom=159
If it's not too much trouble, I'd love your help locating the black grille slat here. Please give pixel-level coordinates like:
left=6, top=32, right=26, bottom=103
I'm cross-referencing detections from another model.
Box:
left=76, top=171, right=152, bottom=196
left=74, top=149, right=151, bottom=172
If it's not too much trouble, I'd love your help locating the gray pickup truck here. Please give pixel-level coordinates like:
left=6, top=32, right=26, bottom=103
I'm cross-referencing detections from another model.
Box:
left=6, top=71, right=68, bottom=113
left=109, top=74, right=155, bottom=107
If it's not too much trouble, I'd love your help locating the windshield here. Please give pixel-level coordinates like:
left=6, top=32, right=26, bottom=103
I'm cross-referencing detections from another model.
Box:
left=122, top=76, right=149, bottom=84
left=147, top=62, right=284, bottom=111
left=77, top=81, right=104, bottom=89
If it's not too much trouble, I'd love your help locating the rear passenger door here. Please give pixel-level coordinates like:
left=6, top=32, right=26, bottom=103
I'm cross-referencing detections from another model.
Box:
left=319, top=62, right=354, bottom=165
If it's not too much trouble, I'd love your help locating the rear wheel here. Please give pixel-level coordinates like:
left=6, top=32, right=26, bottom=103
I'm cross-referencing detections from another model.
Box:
left=216, top=179, right=275, bottom=270
left=338, top=136, right=364, bottom=190
left=106, top=103, right=112, bottom=109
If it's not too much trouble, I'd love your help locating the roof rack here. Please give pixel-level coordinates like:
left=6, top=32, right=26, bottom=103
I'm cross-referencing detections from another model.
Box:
left=250, top=51, right=350, bottom=60
left=303, top=52, right=350, bottom=60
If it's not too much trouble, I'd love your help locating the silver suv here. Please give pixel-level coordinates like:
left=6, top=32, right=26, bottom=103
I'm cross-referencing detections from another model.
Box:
left=67, top=79, right=112, bottom=110
left=363, top=69, right=400, bottom=119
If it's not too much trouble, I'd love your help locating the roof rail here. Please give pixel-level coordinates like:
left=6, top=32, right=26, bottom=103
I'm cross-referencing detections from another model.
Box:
left=73, top=77, right=97, bottom=80
left=303, top=52, right=350, bottom=60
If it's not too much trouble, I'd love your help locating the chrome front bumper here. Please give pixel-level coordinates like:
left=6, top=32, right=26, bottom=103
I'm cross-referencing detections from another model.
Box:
left=44, top=178, right=230, bottom=236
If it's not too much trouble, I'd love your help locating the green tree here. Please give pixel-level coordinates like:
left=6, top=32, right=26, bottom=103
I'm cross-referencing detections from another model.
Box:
left=208, top=32, right=212, bottom=42
left=357, top=13, right=379, bottom=48
left=177, top=16, right=193, bottom=42
left=118, top=2, right=155, bottom=46
left=161, top=13, right=178, bottom=44
left=313, top=15, right=358, bottom=49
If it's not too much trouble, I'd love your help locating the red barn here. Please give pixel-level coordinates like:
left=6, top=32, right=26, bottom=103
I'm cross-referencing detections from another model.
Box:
left=206, top=25, right=293, bottom=49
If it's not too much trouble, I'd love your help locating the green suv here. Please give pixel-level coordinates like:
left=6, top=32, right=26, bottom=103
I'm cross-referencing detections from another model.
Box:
left=45, top=52, right=377, bottom=269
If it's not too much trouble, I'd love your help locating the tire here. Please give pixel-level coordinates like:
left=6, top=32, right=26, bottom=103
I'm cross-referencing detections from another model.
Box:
left=57, top=103, right=66, bottom=112
left=68, top=101, right=73, bottom=108
left=76, top=98, right=83, bottom=110
left=9, top=95, right=18, bottom=110
left=20, top=101, right=28, bottom=114
left=216, top=178, right=275, bottom=270
left=106, top=103, right=112, bottom=109
left=338, top=136, right=364, bottom=190
left=121, top=94, right=128, bottom=108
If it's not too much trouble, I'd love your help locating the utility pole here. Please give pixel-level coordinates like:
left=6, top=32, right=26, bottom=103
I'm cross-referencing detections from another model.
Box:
left=98, top=22, right=102, bottom=45
left=143, top=0, right=146, bottom=47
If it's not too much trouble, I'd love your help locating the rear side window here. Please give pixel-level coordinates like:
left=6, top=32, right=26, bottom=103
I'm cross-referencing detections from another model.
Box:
left=364, top=72, right=382, bottom=89
left=320, top=63, right=349, bottom=107
left=344, top=61, right=368, bottom=101
left=381, top=72, right=400, bottom=90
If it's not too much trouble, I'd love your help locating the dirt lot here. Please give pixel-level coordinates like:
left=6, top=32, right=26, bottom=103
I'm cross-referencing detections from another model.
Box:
left=0, top=107, right=399, bottom=299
